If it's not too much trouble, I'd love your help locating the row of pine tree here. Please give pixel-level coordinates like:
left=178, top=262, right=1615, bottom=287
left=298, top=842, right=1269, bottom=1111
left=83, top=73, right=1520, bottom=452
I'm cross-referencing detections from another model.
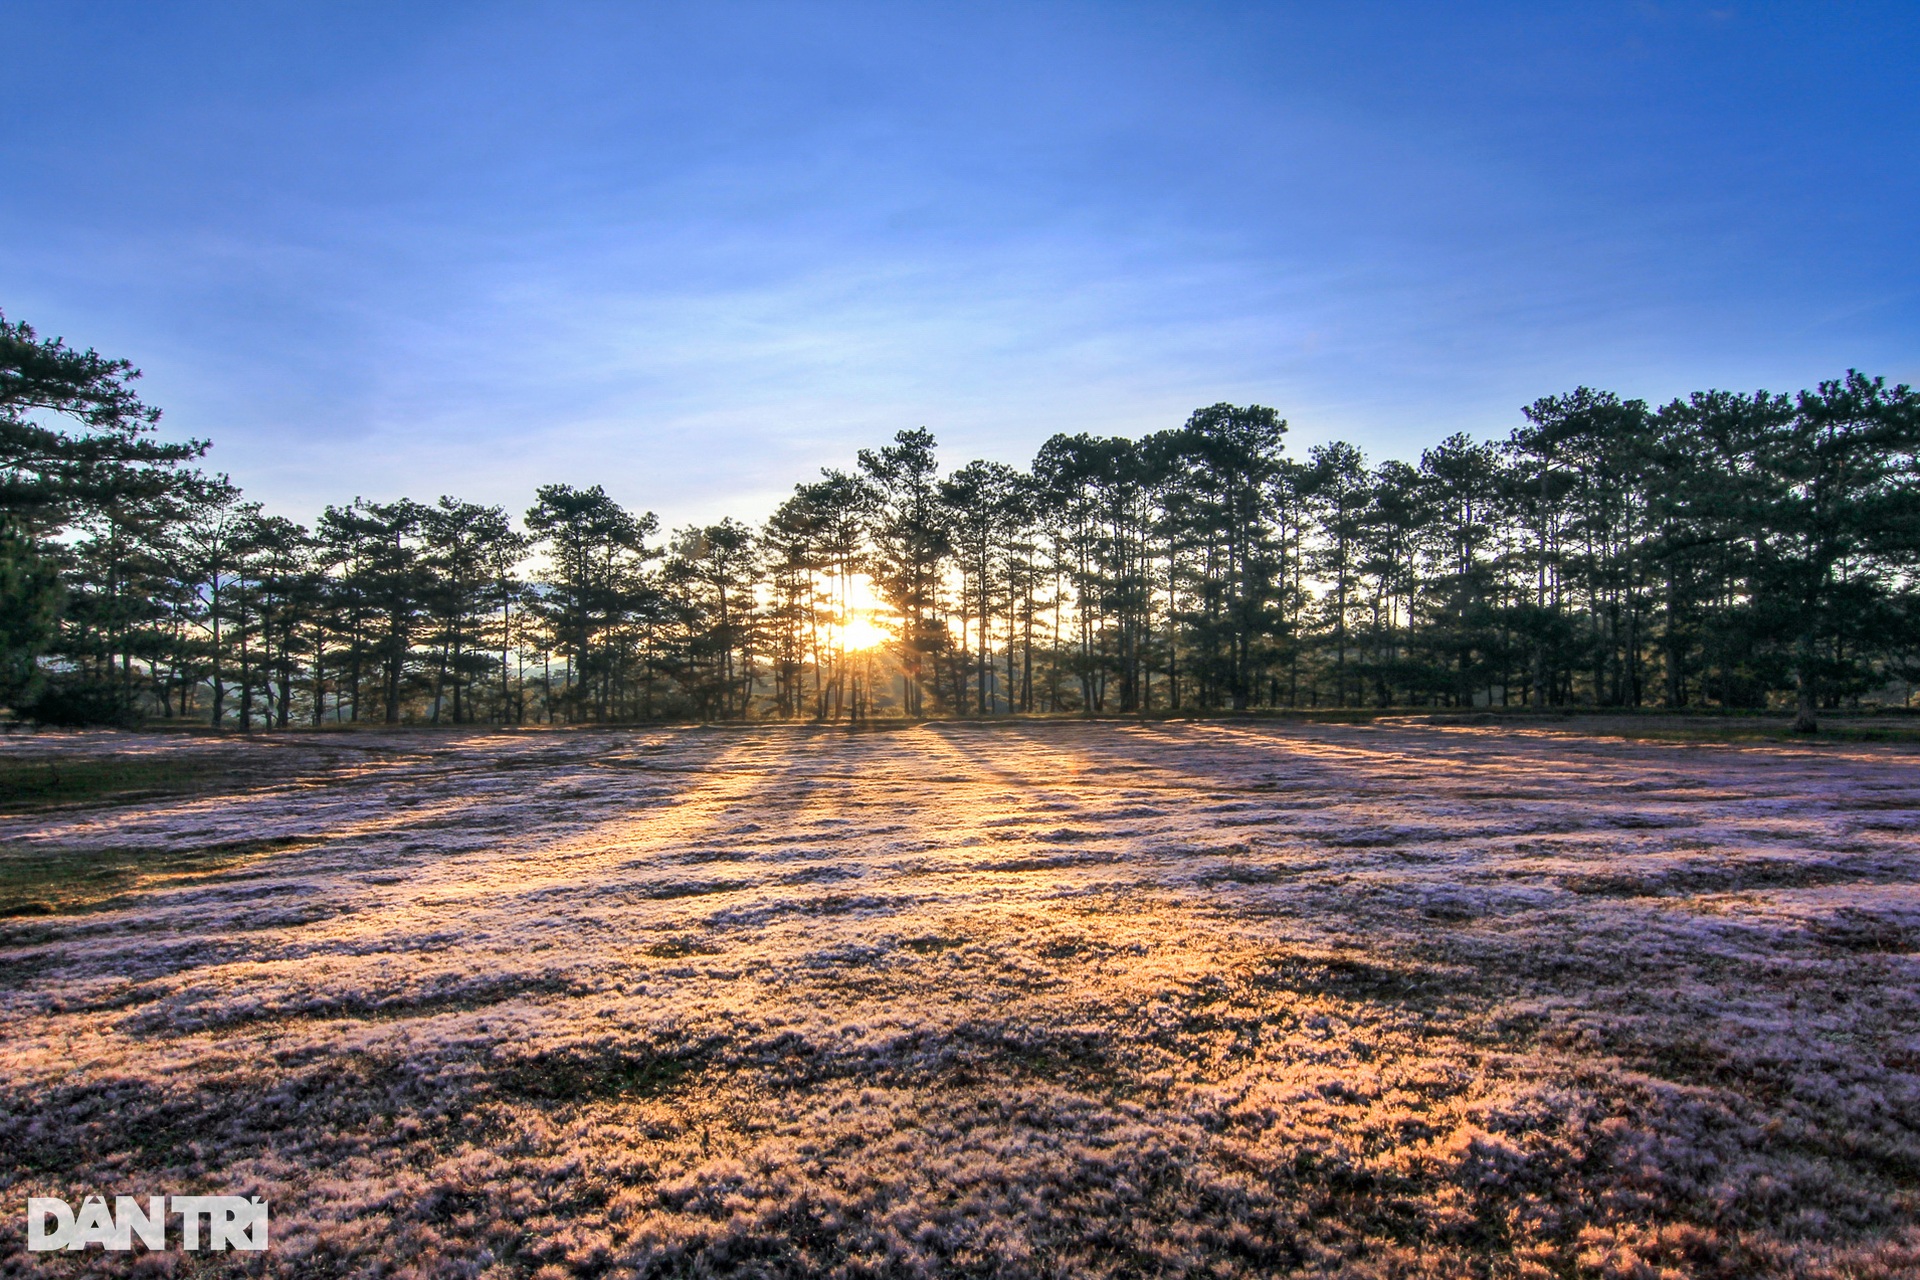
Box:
left=5, top=313, right=1918, bottom=730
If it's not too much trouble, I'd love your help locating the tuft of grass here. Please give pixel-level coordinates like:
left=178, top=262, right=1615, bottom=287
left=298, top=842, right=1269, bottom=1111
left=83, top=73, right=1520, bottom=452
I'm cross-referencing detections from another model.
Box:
left=0, top=835, right=322, bottom=917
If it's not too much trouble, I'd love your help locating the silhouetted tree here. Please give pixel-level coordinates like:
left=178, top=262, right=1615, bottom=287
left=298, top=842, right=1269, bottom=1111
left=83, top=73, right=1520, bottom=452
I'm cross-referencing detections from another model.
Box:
left=860, top=429, right=948, bottom=716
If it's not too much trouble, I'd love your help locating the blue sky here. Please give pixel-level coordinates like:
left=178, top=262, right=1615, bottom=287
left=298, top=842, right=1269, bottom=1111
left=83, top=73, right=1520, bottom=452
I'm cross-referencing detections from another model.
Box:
left=3, top=2, right=1915, bottom=528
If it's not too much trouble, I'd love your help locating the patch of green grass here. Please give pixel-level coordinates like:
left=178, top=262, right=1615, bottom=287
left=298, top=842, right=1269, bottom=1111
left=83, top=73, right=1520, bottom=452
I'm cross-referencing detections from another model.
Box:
left=498, top=1042, right=719, bottom=1102
left=1383, top=709, right=1920, bottom=745
left=0, top=835, right=322, bottom=917
left=0, top=755, right=220, bottom=811
left=645, top=935, right=724, bottom=958
left=641, top=878, right=749, bottom=899
left=1578, top=721, right=1920, bottom=746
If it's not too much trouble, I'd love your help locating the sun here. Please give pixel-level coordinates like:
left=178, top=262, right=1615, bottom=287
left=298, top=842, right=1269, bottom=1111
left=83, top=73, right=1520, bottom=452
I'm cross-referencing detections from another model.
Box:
left=831, top=573, right=893, bottom=652
left=838, top=614, right=891, bottom=653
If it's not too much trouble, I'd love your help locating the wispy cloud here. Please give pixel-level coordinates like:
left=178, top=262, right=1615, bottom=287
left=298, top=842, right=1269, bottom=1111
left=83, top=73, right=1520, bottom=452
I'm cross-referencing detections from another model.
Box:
left=3, top=3, right=1914, bottom=526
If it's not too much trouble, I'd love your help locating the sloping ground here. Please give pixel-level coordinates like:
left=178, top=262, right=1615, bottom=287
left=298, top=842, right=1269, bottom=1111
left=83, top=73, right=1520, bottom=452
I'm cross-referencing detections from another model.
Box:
left=1, top=721, right=1917, bottom=1278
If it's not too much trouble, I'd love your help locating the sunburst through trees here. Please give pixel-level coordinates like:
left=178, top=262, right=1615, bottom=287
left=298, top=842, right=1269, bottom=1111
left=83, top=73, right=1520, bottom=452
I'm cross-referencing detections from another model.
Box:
left=4, top=311, right=1919, bottom=731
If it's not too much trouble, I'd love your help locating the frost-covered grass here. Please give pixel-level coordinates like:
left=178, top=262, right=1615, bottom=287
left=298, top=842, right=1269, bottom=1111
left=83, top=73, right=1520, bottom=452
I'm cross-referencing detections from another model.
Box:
left=1, top=721, right=1917, bottom=1278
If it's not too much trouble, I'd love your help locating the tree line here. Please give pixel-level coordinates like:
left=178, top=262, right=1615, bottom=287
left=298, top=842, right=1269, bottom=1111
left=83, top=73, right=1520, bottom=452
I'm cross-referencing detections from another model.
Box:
left=5, top=310, right=1918, bottom=733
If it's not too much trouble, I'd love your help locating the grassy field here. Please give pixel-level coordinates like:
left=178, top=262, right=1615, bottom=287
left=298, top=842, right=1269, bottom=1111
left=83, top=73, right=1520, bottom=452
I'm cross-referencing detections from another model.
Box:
left=1, top=722, right=1916, bottom=1277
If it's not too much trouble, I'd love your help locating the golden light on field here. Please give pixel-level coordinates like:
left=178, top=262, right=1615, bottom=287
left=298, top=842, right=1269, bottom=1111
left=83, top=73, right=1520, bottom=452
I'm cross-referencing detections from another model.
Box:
left=8, top=723, right=1920, bottom=1277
